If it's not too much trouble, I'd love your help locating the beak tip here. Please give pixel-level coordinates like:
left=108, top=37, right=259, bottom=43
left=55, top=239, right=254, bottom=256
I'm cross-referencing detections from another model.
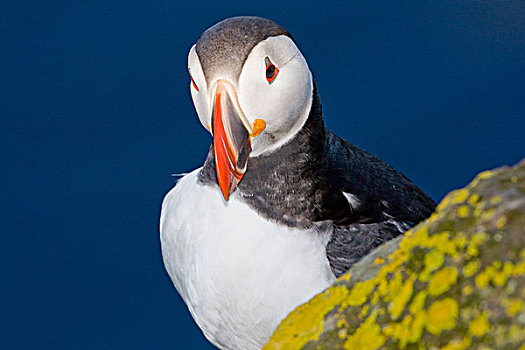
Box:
left=220, top=188, right=230, bottom=201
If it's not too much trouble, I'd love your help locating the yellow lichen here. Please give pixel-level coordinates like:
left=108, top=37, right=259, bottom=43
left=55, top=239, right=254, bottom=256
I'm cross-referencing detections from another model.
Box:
left=493, top=262, right=514, bottom=287
left=462, top=285, right=473, bottom=296
left=463, top=260, right=481, bottom=278
left=389, top=275, right=415, bottom=320
left=441, top=337, right=472, bottom=350
left=409, top=291, right=427, bottom=315
left=371, top=287, right=381, bottom=305
left=452, top=234, right=469, bottom=255
left=346, top=280, right=375, bottom=306
left=436, top=196, right=451, bottom=212
left=475, top=265, right=496, bottom=289
left=476, top=169, right=496, bottom=181
left=481, top=208, right=496, bottom=221
left=496, top=216, right=507, bottom=229
left=467, top=194, right=480, bottom=206
left=469, top=170, right=497, bottom=187
left=426, top=298, right=459, bottom=335
left=473, top=204, right=485, bottom=217
left=467, top=231, right=489, bottom=257
left=502, top=298, right=524, bottom=317
left=374, top=257, right=385, bottom=265
left=469, top=313, right=489, bottom=338
left=263, top=286, right=349, bottom=349
left=383, top=272, right=402, bottom=302
left=430, top=232, right=458, bottom=256
left=383, top=311, right=427, bottom=347
left=383, top=315, right=411, bottom=347
left=489, top=195, right=503, bottom=205
left=410, top=311, right=427, bottom=343
left=337, top=314, right=348, bottom=329
left=450, top=188, right=469, bottom=205
left=428, top=267, right=458, bottom=297
left=457, top=205, right=470, bottom=218
left=338, top=272, right=352, bottom=282
left=471, top=231, right=489, bottom=245
left=513, top=261, right=525, bottom=276
left=420, top=250, right=445, bottom=282
left=344, top=312, right=385, bottom=350
left=360, top=304, right=370, bottom=318
left=475, top=274, right=489, bottom=289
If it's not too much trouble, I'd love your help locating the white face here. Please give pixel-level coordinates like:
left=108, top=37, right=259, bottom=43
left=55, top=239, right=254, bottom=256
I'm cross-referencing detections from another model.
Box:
left=187, top=35, right=313, bottom=157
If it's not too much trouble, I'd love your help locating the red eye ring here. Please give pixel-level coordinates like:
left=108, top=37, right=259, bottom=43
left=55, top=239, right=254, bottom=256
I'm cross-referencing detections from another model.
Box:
left=264, top=57, right=279, bottom=84
left=190, top=76, right=199, bottom=91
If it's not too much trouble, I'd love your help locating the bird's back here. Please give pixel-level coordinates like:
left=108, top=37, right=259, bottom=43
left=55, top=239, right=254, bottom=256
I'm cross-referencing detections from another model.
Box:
left=318, top=131, right=436, bottom=276
left=320, top=131, right=436, bottom=224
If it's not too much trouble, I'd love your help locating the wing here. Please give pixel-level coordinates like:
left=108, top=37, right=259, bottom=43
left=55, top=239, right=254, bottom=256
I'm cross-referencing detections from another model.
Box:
left=317, top=132, right=436, bottom=277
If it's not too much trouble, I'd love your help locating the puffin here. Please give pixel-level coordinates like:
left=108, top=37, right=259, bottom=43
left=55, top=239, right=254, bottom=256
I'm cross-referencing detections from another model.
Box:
left=160, top=16, right=436, bottom=350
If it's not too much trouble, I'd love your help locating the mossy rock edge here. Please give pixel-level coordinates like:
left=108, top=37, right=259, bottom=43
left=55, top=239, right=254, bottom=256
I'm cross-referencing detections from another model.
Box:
left=265, top=159, right=525, bottom=350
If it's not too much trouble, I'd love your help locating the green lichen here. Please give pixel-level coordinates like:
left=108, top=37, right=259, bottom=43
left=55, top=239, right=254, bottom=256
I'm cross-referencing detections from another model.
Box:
left=265, top=160, right=525, bottom=349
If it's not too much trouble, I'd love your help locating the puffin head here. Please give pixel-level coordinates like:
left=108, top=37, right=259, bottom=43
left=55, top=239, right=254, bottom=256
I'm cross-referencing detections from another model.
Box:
left=187, top=16, right=313, bottom=201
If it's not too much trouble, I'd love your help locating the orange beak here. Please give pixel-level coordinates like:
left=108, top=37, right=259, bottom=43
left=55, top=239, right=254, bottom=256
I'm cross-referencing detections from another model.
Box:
left=212, top=81, right=252, bottom=201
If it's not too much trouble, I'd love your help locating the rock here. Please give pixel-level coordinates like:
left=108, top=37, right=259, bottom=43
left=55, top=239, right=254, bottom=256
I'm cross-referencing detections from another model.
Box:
left=265, top=160, right=525, bottom=350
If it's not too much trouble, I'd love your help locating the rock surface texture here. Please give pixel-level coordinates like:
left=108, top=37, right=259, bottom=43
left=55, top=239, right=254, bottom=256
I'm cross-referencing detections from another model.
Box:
left=265, top=160, right=525, bottom=350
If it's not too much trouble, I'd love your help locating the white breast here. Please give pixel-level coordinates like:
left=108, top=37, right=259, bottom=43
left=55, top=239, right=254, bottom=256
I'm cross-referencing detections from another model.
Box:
left=160, top=169, right=335, bottom=350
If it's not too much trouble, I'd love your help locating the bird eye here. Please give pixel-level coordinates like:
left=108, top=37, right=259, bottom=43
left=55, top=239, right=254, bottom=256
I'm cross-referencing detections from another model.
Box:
left=190, top=76, right=199, bottom=91
left=264, top=57, right=279, bottom=84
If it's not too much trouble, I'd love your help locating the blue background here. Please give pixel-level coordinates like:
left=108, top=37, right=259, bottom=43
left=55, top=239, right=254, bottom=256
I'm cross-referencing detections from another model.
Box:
left=3, top=1, right=524, bottom=349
